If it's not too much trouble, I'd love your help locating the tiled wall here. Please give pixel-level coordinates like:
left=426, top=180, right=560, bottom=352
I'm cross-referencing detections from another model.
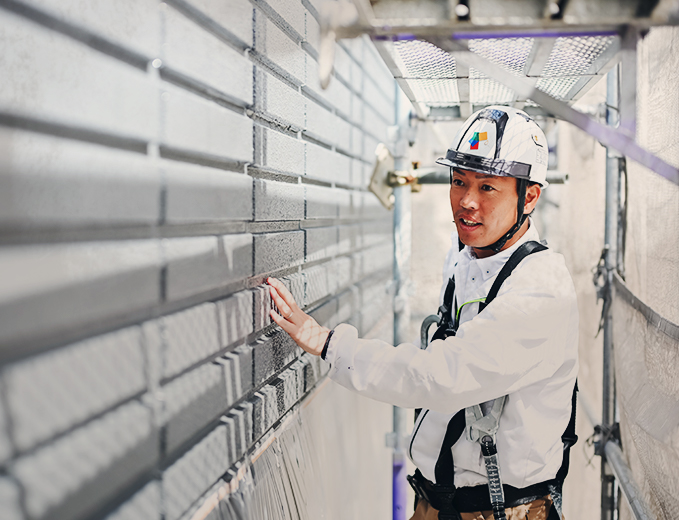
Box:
left=0, top=0, right=396, bottom=518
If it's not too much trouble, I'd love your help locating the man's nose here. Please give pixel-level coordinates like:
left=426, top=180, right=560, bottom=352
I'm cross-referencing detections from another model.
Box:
left=459, top=188, right=479, bottom=209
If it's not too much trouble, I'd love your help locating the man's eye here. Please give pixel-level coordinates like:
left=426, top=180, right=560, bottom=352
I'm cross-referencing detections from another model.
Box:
left=481, top=184, right=495, bottom=191
left=452, top=179, right=464, bottom=186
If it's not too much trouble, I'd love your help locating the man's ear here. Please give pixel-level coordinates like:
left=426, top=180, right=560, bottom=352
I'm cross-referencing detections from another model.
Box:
left=524, top=183, right=541, bottom=214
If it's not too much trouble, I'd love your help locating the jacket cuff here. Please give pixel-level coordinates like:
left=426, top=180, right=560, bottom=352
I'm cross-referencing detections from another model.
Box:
left=322, top=323, right=358, bottom=367
left=320, top=329, right=334, bottom=360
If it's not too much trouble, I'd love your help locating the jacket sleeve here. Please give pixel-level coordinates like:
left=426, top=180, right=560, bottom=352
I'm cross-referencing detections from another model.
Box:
left=324, top=256, right=578, bottom=414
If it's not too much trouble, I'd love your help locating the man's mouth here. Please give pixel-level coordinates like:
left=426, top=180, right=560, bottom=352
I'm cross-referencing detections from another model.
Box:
left=459, top=217, right=481, bottom=227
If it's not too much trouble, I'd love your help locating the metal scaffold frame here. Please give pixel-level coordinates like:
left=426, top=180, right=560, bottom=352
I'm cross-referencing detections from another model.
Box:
left=318, top=1, right=679, bottom=519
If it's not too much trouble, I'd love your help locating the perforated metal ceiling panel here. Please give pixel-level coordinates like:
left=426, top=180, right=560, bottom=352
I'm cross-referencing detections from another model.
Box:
left=336, top=0, right=679, bottom=119
left=380, top=34, right=620, bottom=117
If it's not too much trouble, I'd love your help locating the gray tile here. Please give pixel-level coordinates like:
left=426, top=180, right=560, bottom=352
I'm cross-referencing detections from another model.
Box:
left=164, top=162, right=252, bottom=224
left=220, top=415, right=238, bottom=468
left=104, top=481, right=161, bottom=520
left=250, top=392, right=264, bottom=441
left=260, top=75, right=305, bottom=130
left=289, top=359, right=307, bottom=400
left=337, top=287, right=359, bottom=324
left=0, top=400, right=11, bottom=465
left=338, top=224, right=361, bottom=254
left=275, top=367, right=299, bottom=413
left=303, top=265, right=329, bottom=306
left=221, top=233, right=254, bottom=283
left=337, top=188, right=354, bottom=219
left=18, top=0, right=161, bottom=57
left=305, top=226, right=338, bottom=263
left=253, top=231, right=304, bottom=275
left=163, top=84, right=253, bottom=164
left=163, top=234, right=252, bottom=302
left=233, top=401, right=254, bottom=448
left=363, top=243, right=393, bottom=278
left=214, top=347, right=253, bottom=407
left=162, top=426, right=228, bottom=520
left=0, top=129, right=160, bottom=228
left=13, top=401, right=157, bottom=520
left=305, top=101, right=350, bottom=151
left=0, top=240, right=161, bottom=350
left=329, top=256, right=352, bottom=292
left=255, top=18, right=304, bottom=83
left=164, top=7, right=252, bottom=107
left=161, top=364, right=226, bottom=455
left=0, top=12, right=157, bottom=140
left=252, top=331, right=298, bottom=388
left=305, top=142, right=335, bottom=184
left=0, top=477, right=23, bottom=520
left=362, top=218, right=393, bottom=247
left=252, top=285, right=273, bottom=333
left=264, top=0, right=305, bottom=36
left=280, top=273, right=305, bottom=307
left=302, top=354, right=319, bottom=393
left=142, top=320, right=163, bottom=394
left=216, top=290, right=253, bottom=348
left=259, top=128, right=305, bottom=176
left=230, top=346, right=254, bottom=399
left=162, top=303, right=220, bottom=379
left=254, top=179, right=304, bottom=221
left=309, top=298, right=339, bottom=329
left=5, top=326, right=145, bottom=453
left=221, top=408, right=246, bottom=463
left=305, top=185, right=338, bottom=219
left=186, top=0, right=253, bottom=47
left=256, top=385, right=278, bottom=434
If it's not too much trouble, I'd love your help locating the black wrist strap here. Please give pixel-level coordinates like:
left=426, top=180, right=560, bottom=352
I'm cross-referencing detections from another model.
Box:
left=321, top=329, right=334, bottom=360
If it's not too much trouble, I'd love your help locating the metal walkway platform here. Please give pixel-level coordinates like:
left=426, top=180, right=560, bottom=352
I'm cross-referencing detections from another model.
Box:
left=319, top=0, right=679, bottom=184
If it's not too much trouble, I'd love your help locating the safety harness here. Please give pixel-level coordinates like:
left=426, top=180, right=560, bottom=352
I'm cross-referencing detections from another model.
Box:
left=410, top=240, right=578, bottom=520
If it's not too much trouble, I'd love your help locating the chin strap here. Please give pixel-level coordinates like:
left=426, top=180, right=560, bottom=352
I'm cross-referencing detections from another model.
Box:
left=478, top=179, right=529, bottom=254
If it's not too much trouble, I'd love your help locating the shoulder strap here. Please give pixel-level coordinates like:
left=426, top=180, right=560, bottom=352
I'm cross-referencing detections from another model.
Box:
left=433, top=240, right=549, bottom=486
left=556, top=382, right=578, bottom=482
left=431, top=276, right=456, bottom=342
left=478, top=240, right=547, bottom=312
left=434, top=409, right=466, bottom=486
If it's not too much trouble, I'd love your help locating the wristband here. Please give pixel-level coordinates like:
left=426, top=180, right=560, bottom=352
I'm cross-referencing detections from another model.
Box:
left=321, top=329, right=334, bottom=360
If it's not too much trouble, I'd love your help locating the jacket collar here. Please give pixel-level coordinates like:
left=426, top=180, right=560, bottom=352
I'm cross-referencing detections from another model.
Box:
left=463, top=219, right=541, bottom=282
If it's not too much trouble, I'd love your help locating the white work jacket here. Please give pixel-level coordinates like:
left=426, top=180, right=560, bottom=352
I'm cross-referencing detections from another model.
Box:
left=325, top=222, right=579, bottom=489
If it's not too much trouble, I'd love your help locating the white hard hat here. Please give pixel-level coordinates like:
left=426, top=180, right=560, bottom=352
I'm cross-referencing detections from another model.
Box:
left=437, top=106, right=549, bottom=187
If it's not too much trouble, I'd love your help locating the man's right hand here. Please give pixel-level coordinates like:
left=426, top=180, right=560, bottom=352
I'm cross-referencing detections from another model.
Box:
left=267, top=277, right=330, bottom=357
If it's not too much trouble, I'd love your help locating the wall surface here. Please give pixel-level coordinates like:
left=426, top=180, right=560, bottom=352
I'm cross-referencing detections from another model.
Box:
left=0, top=0, right=397, bottom=518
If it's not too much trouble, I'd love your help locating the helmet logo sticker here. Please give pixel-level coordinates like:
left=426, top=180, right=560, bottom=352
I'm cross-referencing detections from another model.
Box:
left=469, top=132, right=488, bottom=150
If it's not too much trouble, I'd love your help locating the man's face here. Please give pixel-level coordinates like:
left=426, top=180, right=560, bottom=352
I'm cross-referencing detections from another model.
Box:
left=449, top=168, right=540, bottom=255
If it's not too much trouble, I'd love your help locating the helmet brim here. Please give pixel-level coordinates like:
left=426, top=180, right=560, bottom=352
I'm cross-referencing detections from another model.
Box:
left=437, top=150, right=533, bottom=181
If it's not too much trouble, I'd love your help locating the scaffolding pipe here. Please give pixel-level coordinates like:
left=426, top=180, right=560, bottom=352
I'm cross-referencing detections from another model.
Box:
left=604, top=442, right=654, bottom=520
left=601, top=63, right=620, bottom=520
left=579, top=392, right=655, bottom=520
left=391, top=91, right=411, bottom=520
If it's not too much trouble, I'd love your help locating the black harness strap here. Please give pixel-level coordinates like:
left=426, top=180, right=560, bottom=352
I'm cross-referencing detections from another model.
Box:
left=478, top=240, right=547, bottom=313
left=415, top=240, right=558, bottom=519
left=556, top=381, right=579, bottom=482
left=433, top=240, right=547, bottom=342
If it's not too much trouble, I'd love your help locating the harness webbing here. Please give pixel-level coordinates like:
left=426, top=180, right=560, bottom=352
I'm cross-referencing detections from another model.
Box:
left=424, top=240, right=557, bottom=519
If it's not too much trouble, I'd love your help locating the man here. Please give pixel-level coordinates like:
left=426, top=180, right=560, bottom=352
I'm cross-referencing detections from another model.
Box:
left=268, top=106, right=578, bottom=520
